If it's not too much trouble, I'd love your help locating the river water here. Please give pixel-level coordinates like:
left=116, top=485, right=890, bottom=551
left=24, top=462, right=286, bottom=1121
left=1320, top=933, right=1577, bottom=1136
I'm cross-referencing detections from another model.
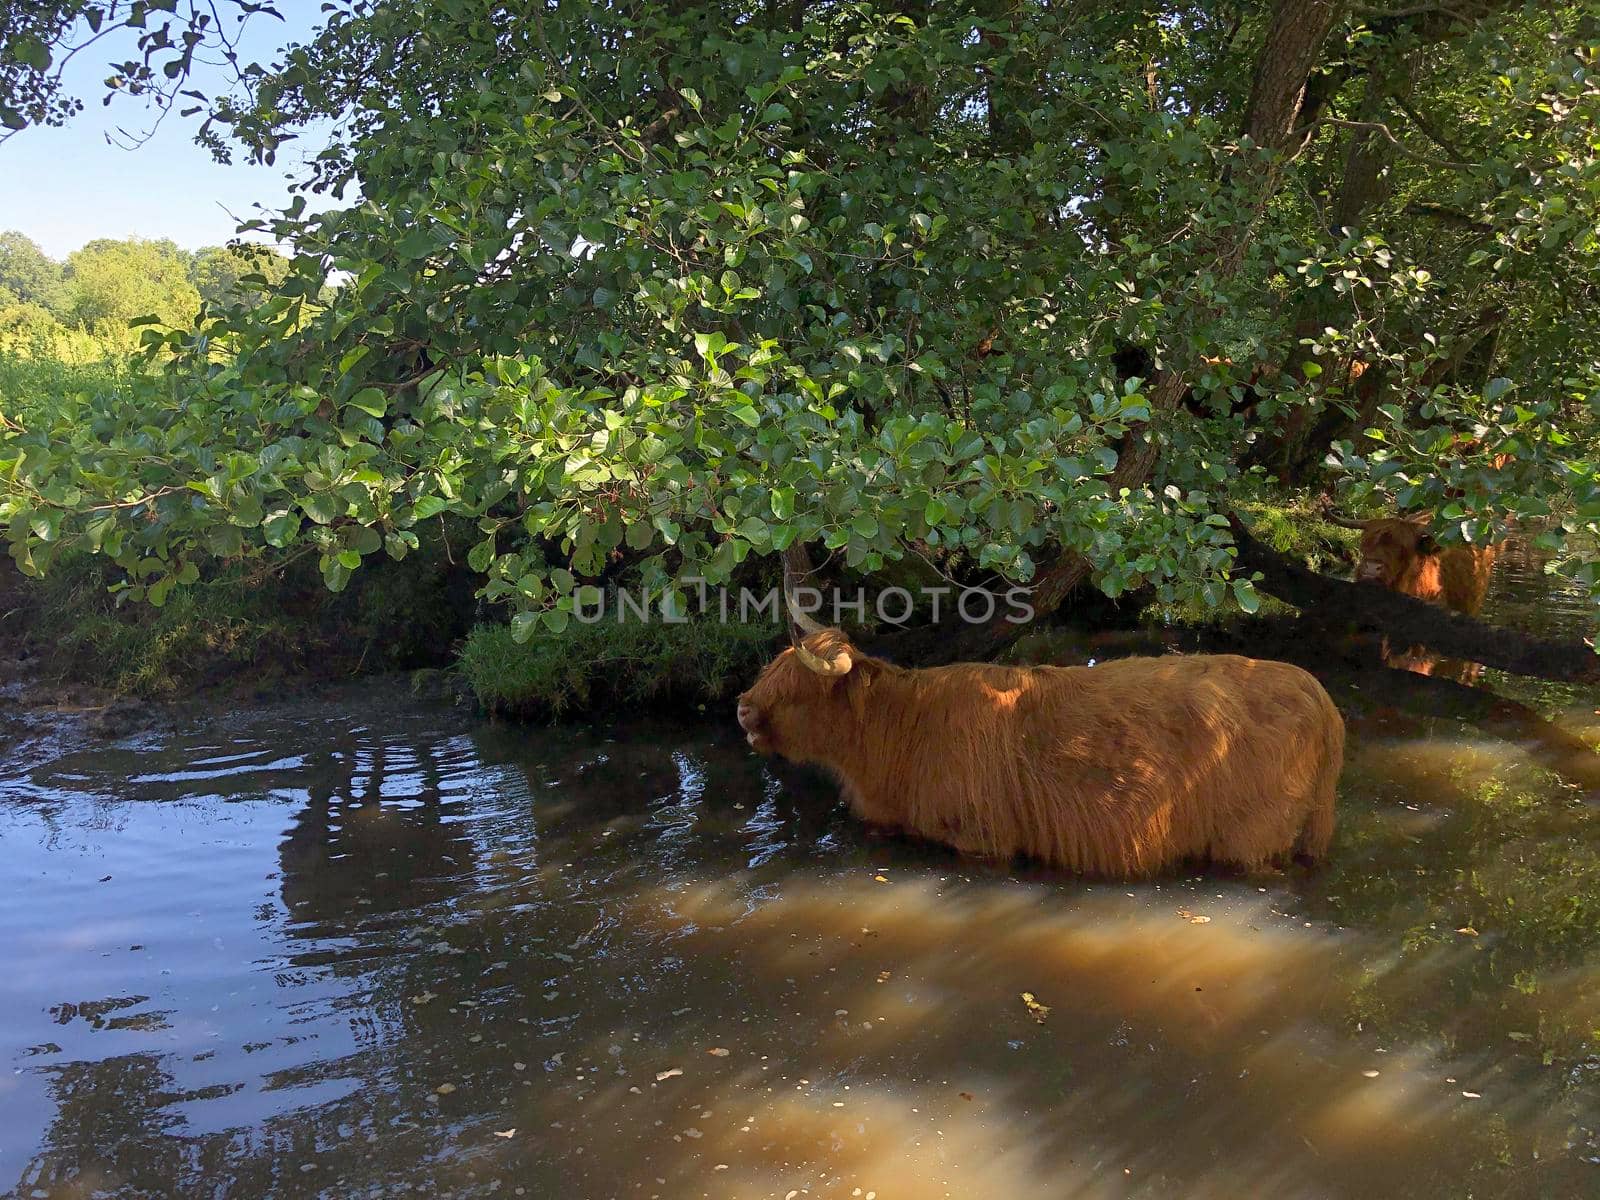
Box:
left=3, top=557, right=1599, bottom=1199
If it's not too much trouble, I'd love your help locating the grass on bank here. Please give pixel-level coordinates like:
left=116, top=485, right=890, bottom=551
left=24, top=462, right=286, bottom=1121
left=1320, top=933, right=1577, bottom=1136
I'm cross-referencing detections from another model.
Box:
left=459, top=616, right=781, bottom=720
left=12, top=544, right=475, bottom=699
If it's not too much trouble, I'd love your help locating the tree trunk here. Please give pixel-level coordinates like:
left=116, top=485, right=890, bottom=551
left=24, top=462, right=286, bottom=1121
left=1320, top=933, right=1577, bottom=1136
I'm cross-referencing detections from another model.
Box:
left=1246, top=45, right=1414, bottom=483
left=881, top=0, right=1346, bottom=664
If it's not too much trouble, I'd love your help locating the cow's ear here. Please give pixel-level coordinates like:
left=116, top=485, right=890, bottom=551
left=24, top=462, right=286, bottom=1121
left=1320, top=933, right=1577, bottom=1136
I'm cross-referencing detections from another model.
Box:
left=1416, top=532, right=1438, bottom=555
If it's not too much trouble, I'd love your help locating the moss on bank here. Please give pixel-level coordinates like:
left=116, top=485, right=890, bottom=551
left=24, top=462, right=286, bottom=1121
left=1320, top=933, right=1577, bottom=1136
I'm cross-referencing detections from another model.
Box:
left=459, top=617, right=781, bottom=720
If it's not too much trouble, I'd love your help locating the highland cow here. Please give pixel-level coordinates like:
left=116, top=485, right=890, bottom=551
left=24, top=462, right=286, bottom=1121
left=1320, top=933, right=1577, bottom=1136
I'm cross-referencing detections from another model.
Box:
left=736, top=628, right=1344, bottom=877
left=1339, top=516, right=1498, bottom=617
left=1326, top=511, right=1500, bottom=681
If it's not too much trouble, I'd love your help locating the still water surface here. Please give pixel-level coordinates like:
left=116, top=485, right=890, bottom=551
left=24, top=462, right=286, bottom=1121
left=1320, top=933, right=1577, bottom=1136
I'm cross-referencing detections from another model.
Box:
left=3, top=558, right=1600, bottom=1199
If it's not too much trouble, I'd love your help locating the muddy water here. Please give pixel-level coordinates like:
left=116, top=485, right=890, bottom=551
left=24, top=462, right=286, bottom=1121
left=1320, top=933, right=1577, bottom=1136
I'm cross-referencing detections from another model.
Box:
left=4, top=565, right=1600, bottom=1198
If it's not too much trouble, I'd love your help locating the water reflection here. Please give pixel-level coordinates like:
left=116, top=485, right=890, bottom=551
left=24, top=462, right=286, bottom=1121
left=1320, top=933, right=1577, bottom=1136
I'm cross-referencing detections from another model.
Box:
left=1, top=658, right=1599, bottom=1195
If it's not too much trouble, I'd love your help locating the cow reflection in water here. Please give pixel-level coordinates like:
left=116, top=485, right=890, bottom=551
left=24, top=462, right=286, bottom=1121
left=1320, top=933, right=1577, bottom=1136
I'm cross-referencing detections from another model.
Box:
left=738, top=624, right=1344, bottom=877
left=1329, top=511, right=1500, bottom=683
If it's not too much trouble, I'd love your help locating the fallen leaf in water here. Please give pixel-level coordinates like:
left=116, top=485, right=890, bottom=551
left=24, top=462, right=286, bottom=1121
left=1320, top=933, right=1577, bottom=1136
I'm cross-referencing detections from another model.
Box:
left=435, top=1083, right=457, bottom=1095
left=707, top=1047, right=730, bottom=1057
left=656, top=1067, right=683, bottom=1082
left=1021, top=992, right=1051, bottom=1023
left=494, top=1129, right=515, bottom=1138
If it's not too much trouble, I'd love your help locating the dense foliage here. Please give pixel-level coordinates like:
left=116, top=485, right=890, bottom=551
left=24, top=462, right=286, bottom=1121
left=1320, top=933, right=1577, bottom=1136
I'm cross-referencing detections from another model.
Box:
left=2, top=2, right=1598, bottom=639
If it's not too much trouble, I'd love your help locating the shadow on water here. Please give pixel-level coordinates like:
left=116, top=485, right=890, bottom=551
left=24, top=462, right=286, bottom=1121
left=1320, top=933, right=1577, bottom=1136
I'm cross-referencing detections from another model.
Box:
left=1, top=543, right=1598, bottom=1198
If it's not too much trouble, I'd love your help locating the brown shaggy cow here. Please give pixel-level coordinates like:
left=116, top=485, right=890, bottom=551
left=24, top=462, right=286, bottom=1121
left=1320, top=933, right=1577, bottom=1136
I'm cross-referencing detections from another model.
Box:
left=736, top=630, right=1344, bottom=877
left=1344, top=516, right=1498, bottom=616
left=1329, top=512, right=1500, bottom=681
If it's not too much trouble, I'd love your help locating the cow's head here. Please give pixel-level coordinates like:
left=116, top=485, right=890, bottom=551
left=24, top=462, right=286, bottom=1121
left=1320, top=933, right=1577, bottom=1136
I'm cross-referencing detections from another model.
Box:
left=736, top=628, right=863, bottom=761
left=1354, top=517, right=1437, bottom=586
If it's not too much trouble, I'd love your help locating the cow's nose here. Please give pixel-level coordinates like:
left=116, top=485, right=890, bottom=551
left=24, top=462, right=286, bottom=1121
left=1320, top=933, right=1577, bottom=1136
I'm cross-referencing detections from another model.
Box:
left=736, top=700, right=758, bottom=731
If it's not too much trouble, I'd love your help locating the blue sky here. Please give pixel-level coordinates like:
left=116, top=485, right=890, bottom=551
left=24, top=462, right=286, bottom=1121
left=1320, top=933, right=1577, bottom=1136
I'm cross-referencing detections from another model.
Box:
left=0, top=2, right=325, bottom=260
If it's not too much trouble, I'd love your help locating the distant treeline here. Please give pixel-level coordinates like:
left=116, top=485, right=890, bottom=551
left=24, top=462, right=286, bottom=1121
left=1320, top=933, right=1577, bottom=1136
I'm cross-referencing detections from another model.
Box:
left=0, top=231, right=292, bottom=358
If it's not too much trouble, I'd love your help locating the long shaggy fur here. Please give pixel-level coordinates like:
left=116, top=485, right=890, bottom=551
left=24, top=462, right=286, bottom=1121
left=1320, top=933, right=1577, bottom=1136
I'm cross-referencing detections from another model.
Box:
left=1354, top=517, right=1497, bottom=615
left=737, top=633, right=1344, bottom=877
left=1354, top=517, right=1499, bottom=681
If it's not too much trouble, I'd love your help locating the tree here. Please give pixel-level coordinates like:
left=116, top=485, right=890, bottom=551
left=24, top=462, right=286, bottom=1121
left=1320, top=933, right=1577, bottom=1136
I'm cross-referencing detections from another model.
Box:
left=61, top=236, right=200, bottom=331
left=190, top=241, right=290, bottom=309
left=2, top=1, right=1598, bottom=666
left=0, top=230, right=63, bottom=309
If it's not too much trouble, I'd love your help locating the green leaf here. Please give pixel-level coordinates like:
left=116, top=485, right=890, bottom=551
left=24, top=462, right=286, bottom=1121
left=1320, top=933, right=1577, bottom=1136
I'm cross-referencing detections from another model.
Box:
left=348, top=387, right=388, bottom=417
left=262, top=510, right=300, bottom=546
left=302, top=494, right=341, bottom=525
left=625, top=520, right=654, bottom=550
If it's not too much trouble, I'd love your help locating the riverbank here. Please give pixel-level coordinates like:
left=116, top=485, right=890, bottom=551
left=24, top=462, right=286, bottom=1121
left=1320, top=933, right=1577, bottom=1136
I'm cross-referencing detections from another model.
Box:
left=0, top=496, right=1359, bottom=723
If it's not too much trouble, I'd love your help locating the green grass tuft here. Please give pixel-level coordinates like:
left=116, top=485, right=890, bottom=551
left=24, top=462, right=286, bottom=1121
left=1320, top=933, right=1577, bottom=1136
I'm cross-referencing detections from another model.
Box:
left=459, top=616, right=782, bottom=720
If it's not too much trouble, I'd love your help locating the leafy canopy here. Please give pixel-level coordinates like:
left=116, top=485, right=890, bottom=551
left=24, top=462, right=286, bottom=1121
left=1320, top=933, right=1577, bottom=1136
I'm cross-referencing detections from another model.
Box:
left=2, top=2, right=1598, bottom=633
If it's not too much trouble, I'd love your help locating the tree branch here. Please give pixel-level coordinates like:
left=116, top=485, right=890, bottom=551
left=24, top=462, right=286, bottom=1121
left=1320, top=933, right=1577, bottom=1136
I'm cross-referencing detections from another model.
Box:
left=1391, top=91, right=1473, bottom=163
left=1316, top=118, right=1474, bottom=170
left=1403, top=201, right=1493, bottom=232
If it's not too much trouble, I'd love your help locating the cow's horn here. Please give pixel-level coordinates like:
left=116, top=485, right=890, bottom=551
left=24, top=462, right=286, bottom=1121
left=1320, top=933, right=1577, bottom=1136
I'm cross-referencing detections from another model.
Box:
left=794, top=637, right=853, bottom=677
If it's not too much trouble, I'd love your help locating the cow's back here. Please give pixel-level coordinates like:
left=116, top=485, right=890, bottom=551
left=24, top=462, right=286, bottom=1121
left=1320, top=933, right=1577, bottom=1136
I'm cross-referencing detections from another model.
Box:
left=1438, top=543, right=1498, bottom=616
left=892, top=654, right=1343, bottom=875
